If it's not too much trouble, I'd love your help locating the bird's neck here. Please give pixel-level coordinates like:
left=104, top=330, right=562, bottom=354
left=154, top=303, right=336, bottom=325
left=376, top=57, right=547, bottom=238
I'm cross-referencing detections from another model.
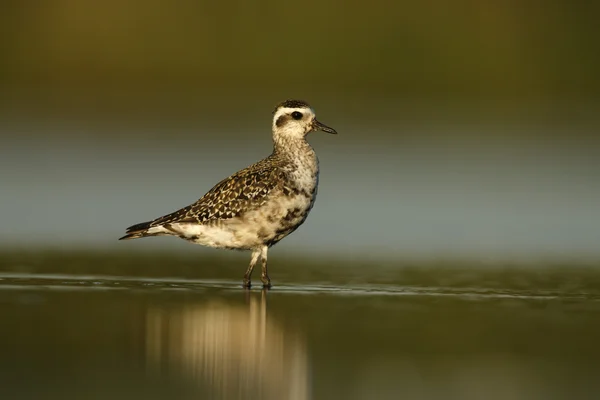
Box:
left=272, top=136, right=319, bottom=192
left=273, top=135, right=311, bottom=155
left=272, top=135, right=318, bottom=170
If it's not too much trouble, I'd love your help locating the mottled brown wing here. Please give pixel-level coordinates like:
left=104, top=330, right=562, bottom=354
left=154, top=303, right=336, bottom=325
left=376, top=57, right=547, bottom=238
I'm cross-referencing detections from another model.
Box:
left=149, top=162, right=285, bottom=226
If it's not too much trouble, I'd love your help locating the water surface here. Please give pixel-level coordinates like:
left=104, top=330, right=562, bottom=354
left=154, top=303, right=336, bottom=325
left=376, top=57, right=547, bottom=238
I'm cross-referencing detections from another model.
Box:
left=1, top=253, right=599, bottom=400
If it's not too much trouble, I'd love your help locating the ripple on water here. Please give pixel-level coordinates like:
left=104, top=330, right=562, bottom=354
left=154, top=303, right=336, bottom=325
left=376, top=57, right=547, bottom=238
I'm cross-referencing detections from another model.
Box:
left=0, top=273, right=598, bottom=301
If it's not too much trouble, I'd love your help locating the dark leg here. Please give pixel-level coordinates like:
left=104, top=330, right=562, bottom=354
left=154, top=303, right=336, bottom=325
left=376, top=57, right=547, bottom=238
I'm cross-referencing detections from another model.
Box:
left=259, top=246, right=271, bottom=288
left=244, top=248, right=261, bottom=288
left=242, top=268, right=252, bottom=288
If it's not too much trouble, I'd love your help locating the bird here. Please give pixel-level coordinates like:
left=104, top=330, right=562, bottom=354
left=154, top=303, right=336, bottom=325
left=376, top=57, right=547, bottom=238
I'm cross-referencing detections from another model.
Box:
left=119, top=100, right=337, bottom=288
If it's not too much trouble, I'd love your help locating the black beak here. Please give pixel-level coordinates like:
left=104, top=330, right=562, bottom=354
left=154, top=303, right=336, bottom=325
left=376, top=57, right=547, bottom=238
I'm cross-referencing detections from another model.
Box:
left=312, top=119, right=337, bottom=134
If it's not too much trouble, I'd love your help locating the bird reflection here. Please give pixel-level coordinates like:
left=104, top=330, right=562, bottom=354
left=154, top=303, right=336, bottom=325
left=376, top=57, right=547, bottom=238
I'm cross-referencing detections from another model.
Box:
left=145, top=289, right=309, bottom=400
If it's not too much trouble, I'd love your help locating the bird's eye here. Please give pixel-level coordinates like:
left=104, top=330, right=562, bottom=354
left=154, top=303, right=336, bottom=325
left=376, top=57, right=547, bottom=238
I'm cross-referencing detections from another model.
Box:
left=291, top=111, right=303, bottom=120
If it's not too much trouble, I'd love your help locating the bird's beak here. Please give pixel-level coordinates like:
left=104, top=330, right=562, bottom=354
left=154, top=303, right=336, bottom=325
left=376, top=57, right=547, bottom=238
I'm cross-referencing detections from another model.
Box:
left=312, top=119, right=337, bottom=134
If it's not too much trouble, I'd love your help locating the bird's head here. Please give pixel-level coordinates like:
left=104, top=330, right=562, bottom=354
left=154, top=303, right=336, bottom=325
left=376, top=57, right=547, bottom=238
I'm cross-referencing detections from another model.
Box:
left=271, top=100, right=337, bottom=141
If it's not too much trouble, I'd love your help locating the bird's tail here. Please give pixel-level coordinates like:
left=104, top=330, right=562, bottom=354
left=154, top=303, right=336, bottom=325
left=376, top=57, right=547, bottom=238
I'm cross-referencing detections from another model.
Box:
left=118, top=221, right=153, bottom=240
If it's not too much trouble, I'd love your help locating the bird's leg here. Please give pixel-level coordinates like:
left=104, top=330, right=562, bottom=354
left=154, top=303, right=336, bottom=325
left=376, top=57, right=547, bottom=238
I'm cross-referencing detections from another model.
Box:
left=259, top=246, right=271, bottom=288
left=244, top=249, right=261, bottom=288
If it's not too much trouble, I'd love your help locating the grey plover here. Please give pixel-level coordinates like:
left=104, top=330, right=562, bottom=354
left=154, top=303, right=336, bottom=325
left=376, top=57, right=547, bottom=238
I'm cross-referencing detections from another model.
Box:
left=119, top=100, right=337, bottom=288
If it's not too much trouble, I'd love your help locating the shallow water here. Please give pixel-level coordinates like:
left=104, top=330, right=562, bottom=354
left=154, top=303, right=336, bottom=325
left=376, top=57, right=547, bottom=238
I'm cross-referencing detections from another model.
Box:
left=1, top=253, right=600, bottom=399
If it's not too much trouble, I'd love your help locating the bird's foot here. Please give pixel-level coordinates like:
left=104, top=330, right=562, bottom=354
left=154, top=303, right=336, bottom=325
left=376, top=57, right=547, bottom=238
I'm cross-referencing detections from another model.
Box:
left=261, top=274, right=271, bottom=289
left=242, top=278, right=252, bottom=289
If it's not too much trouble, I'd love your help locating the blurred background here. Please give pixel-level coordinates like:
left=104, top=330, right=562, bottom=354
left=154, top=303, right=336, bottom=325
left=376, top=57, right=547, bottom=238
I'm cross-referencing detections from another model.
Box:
left=1, top=2, right=600, bottom=399
left=1, top=0, right=599, bottom=261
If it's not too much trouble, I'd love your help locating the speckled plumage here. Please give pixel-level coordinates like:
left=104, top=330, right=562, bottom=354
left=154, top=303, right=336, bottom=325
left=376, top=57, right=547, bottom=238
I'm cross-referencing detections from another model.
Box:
left=150, top=156, right=289, bottom=227
left=119, top=100, right=337, bottom=288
